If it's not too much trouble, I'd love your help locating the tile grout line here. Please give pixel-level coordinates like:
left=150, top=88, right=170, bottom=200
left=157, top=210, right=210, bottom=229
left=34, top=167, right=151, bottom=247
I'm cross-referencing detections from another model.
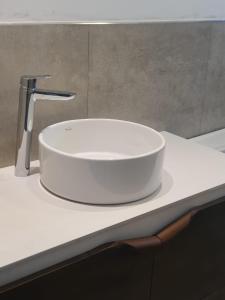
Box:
left=198, top=23, right=214, bottom=136
left=86, top=25, right=90, bottom=118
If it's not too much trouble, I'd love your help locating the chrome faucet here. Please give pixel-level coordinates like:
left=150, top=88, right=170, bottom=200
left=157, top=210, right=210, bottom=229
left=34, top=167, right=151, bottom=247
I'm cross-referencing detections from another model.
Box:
left=15, top=75, right=76, bottom=177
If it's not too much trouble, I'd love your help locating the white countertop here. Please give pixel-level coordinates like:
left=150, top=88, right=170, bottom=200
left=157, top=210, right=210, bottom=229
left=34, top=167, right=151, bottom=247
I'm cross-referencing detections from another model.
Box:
left=1, top=131, right=225, bottom=286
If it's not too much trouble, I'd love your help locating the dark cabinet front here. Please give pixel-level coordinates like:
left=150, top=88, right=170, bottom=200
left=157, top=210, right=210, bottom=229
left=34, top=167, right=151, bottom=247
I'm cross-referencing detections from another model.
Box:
left=151, top=200, right=225, bottom=300
left=0, top=243, right=155, bottom=300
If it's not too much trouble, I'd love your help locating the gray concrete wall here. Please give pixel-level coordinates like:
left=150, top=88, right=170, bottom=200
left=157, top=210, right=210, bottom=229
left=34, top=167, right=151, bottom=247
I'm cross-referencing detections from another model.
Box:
left=0, top=22, right=224, bottom=167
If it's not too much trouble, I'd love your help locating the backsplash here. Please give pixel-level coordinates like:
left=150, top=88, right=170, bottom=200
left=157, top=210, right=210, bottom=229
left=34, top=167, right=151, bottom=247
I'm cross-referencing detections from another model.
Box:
left=0, top=22, right=224, bottom=167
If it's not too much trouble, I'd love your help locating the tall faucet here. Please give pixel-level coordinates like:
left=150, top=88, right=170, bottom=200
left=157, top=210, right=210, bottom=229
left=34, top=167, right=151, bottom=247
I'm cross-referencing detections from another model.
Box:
left=15, top=75, right=76, bottom=177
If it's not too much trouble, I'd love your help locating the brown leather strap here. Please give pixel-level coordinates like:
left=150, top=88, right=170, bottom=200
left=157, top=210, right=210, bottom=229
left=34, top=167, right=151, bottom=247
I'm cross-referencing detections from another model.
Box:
left=156, top=208, right=199, bottom=243
left=119, top=236, right=161, bottom=250
left=111, top=208, right=200, bottom=251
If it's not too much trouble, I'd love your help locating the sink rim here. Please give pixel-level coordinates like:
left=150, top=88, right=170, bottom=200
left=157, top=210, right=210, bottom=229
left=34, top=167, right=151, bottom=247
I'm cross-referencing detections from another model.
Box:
left=39, top=118, right=166, bottom=162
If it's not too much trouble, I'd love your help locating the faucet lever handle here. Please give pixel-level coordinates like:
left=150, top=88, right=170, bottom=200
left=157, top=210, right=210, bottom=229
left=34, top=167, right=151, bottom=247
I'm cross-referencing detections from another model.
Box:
left=20, top=75, right=51, bottom=89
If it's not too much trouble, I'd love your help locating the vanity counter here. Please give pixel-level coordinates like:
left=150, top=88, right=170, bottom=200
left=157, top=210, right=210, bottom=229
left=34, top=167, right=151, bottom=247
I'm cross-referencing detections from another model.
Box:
left=1, top=132, right=225, bottom=286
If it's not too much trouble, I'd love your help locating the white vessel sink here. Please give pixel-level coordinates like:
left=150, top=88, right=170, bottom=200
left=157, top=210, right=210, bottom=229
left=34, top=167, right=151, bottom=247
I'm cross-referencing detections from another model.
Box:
left=39, top=119, right=166, bottom=204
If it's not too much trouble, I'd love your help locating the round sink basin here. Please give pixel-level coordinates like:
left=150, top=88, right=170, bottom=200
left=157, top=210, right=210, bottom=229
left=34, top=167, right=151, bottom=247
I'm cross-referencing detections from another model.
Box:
left=39, top=119, right=166, bottom=204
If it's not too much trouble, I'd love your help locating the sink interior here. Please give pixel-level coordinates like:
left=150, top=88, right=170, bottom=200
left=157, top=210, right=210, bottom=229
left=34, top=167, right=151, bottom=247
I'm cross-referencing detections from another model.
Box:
left=41, top=119, right=164, bottom=160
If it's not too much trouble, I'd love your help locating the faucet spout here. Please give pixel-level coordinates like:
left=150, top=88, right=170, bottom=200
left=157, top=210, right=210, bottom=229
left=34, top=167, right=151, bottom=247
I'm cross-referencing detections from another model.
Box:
left=15, top=75, right=76, bottom=177
left=33, top=89, right=76, bottom=101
